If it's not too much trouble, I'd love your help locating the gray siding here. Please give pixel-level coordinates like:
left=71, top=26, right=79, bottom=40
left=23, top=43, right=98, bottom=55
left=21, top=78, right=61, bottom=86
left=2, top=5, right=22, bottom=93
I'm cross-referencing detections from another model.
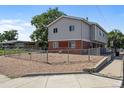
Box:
left=48, top=17, right=82, bottom=41
left=90, top=25, right=107, bottom=44
left=90, top=25, right=95, bottom=41
left=81, top=21, right=91, bottom=42
left=48, top=17, right=107, bottom=44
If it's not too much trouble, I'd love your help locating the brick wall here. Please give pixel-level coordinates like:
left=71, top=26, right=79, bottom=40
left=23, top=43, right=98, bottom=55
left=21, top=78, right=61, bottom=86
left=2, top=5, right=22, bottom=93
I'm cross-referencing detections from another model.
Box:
left=59, top=41, right=68, bottom=48
left=48, top=40, right=91, bottom=50
left=48, top=40, right=81, bottom=49
left=48, top=40, right=93, bottom=54
left=82, top=41, right=90, bottom=49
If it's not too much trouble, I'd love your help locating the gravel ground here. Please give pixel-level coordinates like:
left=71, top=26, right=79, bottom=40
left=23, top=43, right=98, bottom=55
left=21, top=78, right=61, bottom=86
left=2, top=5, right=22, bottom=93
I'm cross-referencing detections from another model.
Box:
left=0, top=53, right=104, bottom=77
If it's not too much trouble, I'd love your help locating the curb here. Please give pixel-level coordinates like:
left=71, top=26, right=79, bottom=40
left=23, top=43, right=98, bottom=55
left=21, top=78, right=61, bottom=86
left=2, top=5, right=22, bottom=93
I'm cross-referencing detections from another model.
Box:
left=91, top=73, right=122, bottom=81
left=21, top=71, right=87, bottom=77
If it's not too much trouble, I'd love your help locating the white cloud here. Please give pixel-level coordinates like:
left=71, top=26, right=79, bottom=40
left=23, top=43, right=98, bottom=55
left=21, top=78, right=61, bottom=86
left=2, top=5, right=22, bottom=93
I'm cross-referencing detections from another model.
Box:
left=0, top=24, right=24, bottom=31
left=0, top=19, right=35, bottom=41
left=0, top=19, right=22, bottom=25
left=21, top=22, right=32, bottom=27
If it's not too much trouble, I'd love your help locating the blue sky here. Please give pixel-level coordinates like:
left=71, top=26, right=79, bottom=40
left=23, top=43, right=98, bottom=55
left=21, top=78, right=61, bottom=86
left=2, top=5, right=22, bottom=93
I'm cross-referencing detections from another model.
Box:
left=0, top=5, right=124, bottom=41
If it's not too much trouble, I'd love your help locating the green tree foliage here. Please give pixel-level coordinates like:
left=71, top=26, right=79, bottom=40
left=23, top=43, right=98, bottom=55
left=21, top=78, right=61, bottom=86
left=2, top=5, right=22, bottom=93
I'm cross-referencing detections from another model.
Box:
left=30, top=7, right=66, bottom=49
left=0, top=33, right=4, bottom=42
left=108, top=29, right=124, bottom=51
left=0, top=30, right=18, bottom=42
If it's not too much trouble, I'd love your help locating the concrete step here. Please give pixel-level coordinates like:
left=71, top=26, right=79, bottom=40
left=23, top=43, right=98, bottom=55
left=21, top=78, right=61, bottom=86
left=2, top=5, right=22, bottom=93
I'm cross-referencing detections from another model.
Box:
left=83, top=55, right=113, bottom=73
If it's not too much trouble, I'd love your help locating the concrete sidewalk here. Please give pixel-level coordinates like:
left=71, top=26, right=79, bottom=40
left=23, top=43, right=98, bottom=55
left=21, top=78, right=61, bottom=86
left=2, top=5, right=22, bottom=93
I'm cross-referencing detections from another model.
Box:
left=0, top=55, right=123, bottom=88
left=0, top=74, right=121, bottom=88
left=100, top=56, right=123, bottom=78
left=0, top=75, right=10, bottom=83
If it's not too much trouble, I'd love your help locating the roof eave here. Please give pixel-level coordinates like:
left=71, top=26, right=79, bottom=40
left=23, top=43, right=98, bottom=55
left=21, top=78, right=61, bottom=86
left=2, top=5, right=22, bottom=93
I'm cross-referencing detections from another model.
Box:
left=47, top=15, right=91, bottom=27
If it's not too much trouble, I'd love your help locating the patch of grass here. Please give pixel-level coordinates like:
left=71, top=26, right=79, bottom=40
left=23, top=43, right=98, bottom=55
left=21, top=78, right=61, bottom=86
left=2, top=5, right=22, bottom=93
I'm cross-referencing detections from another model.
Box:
left=0, top=48, right=26, bottom=56
left=0, top=50, right=4, bottom=56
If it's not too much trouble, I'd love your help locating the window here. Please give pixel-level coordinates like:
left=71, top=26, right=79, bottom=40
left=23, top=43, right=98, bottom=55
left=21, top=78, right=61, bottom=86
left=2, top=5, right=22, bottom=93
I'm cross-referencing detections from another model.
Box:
left=52, top=42, right=59, bottom=48
left=53, top=28, right=58, bottom=33
left=99, top=31, right=101, bottom=36
left=69, top=41, right=75, bottom=48
left=69, top=25, right=75, bottom=31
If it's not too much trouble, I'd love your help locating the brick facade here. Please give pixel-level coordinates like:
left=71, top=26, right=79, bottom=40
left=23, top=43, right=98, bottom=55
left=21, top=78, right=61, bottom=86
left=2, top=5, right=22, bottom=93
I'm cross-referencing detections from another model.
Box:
left=48, top=40, right=105, bottom=55
left=48, top=40, right=92, bottom=50
left=82, top=41, right=90, bottom=49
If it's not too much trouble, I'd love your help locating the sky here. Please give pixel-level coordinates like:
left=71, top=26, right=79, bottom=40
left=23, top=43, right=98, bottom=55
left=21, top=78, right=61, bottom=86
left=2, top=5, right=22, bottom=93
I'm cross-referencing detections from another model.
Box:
left=0, top=5, right=124, bottom=41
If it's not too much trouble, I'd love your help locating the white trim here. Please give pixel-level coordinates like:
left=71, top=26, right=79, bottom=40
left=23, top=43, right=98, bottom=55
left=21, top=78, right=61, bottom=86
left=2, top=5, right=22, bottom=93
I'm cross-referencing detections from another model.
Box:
left=91, top=23, right=107, bottom=34
left=82, top=39, right=91, bottom=42
left=47, top=15, right=91, bottom=27
left=47, top=15, right=107, bottom=34
left=48, top=39, right=91, bottom=42
left=47, top=16, right=64, bottom=27
left=48, top=39, right=81, bottom=41
left=52, top=41, right=59, bottom=48
left=68, top=40, right=76, bottom=48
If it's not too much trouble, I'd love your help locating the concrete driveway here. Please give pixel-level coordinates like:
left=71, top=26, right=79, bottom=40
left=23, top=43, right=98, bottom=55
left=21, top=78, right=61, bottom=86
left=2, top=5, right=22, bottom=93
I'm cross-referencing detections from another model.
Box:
left=0, top=74, right=121, bottom=88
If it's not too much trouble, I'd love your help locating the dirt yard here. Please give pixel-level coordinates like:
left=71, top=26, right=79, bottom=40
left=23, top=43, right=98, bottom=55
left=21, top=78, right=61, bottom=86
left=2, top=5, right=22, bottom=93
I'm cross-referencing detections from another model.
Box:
left=0, top=53, right=104, bottom=78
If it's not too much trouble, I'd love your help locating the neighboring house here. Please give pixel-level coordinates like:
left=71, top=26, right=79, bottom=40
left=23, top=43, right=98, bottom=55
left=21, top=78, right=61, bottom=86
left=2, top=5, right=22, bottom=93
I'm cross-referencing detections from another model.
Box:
left=0, top=40, right=36, bottom=49
left=47, top=15, right=108, bottom=50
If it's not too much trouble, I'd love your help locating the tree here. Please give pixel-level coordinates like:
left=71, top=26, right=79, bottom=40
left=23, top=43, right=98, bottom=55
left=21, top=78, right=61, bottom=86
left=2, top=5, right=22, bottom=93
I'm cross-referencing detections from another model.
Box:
left=3, top=30, right=18, bottom=41
left=108, top=29, right=123, bottom=52
left=121, top=36, right=124, bottom=49
left=30, top=27, right=48, bottom=49
left=30, top=7, right=66, bottom=49
left=0, top=33, right=4, bottom=42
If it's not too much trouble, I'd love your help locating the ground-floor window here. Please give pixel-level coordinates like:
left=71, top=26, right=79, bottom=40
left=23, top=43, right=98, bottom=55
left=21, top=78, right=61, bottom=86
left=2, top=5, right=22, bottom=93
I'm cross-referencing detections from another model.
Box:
left=69, top=41, right=75, bottom=48
left=52, top=41, right=59, bottom=48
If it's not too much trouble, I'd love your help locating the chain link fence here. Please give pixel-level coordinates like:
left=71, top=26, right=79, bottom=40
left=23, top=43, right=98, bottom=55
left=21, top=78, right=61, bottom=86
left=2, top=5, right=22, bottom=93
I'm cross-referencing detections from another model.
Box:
left=0, top=47, right=114, bottom=77
left=3, top=47, right=111, bottom=64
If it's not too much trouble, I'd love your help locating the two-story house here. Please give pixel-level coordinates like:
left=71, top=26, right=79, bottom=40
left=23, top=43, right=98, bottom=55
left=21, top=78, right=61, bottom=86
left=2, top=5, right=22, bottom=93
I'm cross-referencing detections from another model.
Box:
left=47, top=15, right=107, bottom=50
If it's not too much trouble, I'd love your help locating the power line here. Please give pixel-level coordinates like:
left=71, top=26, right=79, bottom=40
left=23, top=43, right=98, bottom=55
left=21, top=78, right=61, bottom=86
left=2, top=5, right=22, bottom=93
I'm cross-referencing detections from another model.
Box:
left=95, top=5, right=113, bottom=31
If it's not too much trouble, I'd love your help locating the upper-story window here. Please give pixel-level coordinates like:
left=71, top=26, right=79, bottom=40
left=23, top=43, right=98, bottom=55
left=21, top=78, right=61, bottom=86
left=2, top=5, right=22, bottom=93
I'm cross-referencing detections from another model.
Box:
left=53, top=28, right=58, bottom=33
left=69, top=25, right=75, bottom=31
left=99, top=31, right=101, bottom=36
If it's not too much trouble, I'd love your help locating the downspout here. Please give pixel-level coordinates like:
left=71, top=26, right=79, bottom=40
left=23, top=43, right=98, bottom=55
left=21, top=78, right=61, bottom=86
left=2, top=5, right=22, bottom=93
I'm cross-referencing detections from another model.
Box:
left=94, top=24, right=97, bottom=48
left=81, top=21, right=83, bottom=49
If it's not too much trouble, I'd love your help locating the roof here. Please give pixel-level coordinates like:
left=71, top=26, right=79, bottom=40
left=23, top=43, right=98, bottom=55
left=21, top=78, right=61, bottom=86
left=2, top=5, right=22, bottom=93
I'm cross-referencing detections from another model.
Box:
left=47, top=15, right=107, bottom=34
left=90, top=22, right=107, bottom=34
left=0, top=40, right=35, bottom=44
left=47, top=15, right=91, bottom=27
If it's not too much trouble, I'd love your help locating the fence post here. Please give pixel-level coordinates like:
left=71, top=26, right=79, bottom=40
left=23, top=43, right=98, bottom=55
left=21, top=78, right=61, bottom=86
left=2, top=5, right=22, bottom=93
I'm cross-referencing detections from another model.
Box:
left=41, top=50, right=42, bottom=62
left=67, top=48, right=69, bottom=64
left=99, top=47, right=101, bottom=56
left=29, top=52, right=31, bottom=61
left=121, top=55, right=124, bottom=88
left=46, top=50, right=48, bottom=64
left=88, top=48, right=90, bottom=62
left=4, top=48, right=5, bottom=56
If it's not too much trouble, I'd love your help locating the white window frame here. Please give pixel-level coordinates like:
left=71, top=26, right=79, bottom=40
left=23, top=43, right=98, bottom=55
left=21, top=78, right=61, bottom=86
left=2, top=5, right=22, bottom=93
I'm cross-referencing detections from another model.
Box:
left=69, top=25, right=75, bottom=31
left=69, top=41, right=75, bottom=48
left=52, top=42, right=59, bottom=48
left=53, top=28, right=58, bottom=33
